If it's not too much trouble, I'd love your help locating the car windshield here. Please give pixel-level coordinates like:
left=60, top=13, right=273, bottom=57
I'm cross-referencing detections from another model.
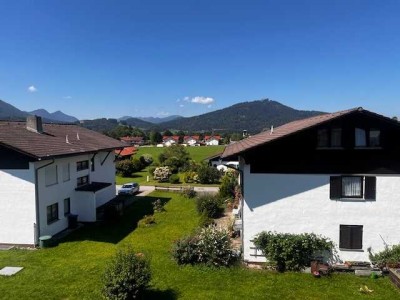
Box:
left=122, top=184, right=133, bottom=188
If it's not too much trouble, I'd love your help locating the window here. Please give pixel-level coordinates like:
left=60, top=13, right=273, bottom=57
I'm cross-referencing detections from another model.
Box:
left=340, top=225, right=363, bottom=250
left=317, top=129, right=329, bottom=147
left=355, top=128, right=381, bottom=147
left=369, top=129, right=381, bottom=147
left=64, top=198, right=70, bottom=216
left=45, top=165, right=58, bottom=186
left=77, top=175, right=89, bottom=187
left=77, top=160, right=89, bottom=171
left=47, top=203, right=59, bottom=224
left=317, top=128, right=342, bottom=148
left=330, top=176, right=376, bottom=200
left=62, top=162, right=70, bottom=182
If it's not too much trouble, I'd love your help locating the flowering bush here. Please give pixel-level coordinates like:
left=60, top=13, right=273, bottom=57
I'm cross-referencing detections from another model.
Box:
left=153, top=166, right=171, bottom=182
left=172, top=227, right=239, bottom=267
left=152, top=199, right=166, bottom=213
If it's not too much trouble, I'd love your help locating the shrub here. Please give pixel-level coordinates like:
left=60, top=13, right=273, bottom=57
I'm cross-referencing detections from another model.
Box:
left=183, top=171, right=197, bottom=183
left=138, top=215, right=156, bottom=227
left=153, top=166, right=171, bottom=182
left=198, top=213, right=214, bottom=227
left=253, top=231, right=334, bottom=272
left=169, top=174, right=180, bottom=184
left=102, top=248, right=151, bottom=299
left=196, top=164, right=222, bottom=184
left=182, top=186, right=196, bottom=198
left=219, top=170, right=238, bottom=200
left=172, top=227, right=238, bottom=267
left=139, top=154, right=153, bottom=166
left=131, top=157, right=145, bottom=172
left=116, top=160, right=135, bottom=177
left=152, top=199, right=165, bottom=213
left=369, top=244, right=400, bottom=268
left=196, top=194, right=223, bottom=218
left=148, top=166, right=156, bottom=176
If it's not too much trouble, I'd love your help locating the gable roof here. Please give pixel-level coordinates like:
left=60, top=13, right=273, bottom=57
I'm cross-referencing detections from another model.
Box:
left=0, top=121, right=125, bottom=160
left=222, top=108, right=362, bottom=158
left=115, top=146, right=137, bottom=157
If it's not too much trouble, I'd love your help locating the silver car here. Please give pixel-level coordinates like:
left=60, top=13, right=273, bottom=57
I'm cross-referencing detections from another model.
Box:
left=118, top=182, right=140, bottom=195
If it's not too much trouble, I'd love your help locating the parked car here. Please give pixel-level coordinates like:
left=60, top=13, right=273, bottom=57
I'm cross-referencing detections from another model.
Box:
left=118, top=182, right=140, bottom=195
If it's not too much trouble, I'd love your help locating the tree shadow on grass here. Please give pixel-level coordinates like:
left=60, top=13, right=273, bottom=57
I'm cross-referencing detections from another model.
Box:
left=143, top=288, right=179, bottom=300
left=59, top=195, right=172, bottom=244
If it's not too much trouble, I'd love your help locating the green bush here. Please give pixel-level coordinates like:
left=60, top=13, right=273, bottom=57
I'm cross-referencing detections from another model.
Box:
left=131, top=157, right=145, bottom=172
left=172, top=227, right=238, bottom=267
left=152, top=199, right=165, bottom=213
left=369, top=244, right=400, bottom=268
left=196, top=164, right=222, bottom=184
left=148, top=166, right=156, bottom=176
left=139, top=154, right=153, bottom=166
left=183, top=171, right=197, bottom=183
left=169, top=174, right=180, bottom=184
left=198, top=213, right=214, bottom=227
left=116, top=160, right=135, bottom=177
left=253, top=231, right=334, bottom=272
left=196, top=194, right=223, bottom=218
left=219, top=170, right=238, bottom=200
left=102, top=248, right=151, bottom=299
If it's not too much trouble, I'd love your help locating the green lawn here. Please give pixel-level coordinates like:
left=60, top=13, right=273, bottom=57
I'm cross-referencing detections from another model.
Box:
left=0, top=192, right=398, bottom=299
left=116, top=145, right=225, bottom=185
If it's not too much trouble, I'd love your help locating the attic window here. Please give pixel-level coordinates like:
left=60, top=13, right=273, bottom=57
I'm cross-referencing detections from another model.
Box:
left=317, top=128, right=342, bottom=148
left=355, top=128, right=381, bottom=148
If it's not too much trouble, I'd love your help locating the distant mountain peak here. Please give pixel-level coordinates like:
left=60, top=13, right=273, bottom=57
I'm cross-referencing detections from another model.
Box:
left=30, top=108, right=79, bottom=123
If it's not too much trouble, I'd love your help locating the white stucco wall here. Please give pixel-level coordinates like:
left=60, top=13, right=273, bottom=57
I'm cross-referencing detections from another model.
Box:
left=37, top=152, right=117, bottom=237
left=242, top=164, right=400, bottom=263
left=0, top=166, right=36, bottom=245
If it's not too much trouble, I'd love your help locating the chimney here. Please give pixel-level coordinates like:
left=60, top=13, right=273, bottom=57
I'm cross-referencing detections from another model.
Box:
left=26, top=115, right=43, bottom=133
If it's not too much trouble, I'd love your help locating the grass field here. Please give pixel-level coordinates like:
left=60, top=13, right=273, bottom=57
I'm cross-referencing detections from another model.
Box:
left=116, top=145, right=225, bottom=185
left=0, top=192, right=398, bottom=299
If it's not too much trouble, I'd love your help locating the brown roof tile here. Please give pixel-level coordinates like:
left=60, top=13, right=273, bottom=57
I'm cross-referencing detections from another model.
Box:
left=0, top=121, right=125, bottom=159
left=222, top=107, right=360, bottom=158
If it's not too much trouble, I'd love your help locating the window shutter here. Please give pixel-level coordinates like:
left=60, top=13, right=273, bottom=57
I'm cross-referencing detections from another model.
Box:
left=364, top=176, right=376, bottom=200
left=339, top=225, right=351, bottom=249
left=330, top=176, right=341, bottom=199
left=351, top=225, right=363, bottom=249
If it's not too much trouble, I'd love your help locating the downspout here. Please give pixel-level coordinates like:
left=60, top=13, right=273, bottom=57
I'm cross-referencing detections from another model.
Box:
left=34, top=158, right=55, bottom=246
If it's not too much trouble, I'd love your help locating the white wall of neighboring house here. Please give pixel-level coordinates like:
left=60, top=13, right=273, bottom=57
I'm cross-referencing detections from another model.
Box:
left=241, top=163, right=400, bottom=263
left=0, top=166, right=36, bottom=245
left=206, top=138, right=219, bottom=146
left=186, top=138, right=197, bottom=146
left=37, top=152, right=117, bottom=237
left=164, top=139, right=176, bottom=147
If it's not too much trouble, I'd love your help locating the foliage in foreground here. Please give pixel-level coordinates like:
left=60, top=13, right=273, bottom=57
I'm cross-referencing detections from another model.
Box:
left=172, top=226, right=239, bottom=267
left=369, top=244, right=400, bottom=268
left=254, top=231, right=334, bottom=272
left=102, top=248, right=151, bottom=300
left=196, top=194, right=224, bottom=218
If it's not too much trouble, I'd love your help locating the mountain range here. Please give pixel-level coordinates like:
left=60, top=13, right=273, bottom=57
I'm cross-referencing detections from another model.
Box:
left=0, top=98, right=325, bottom=134
left=30, top=109, right=79, bottom=123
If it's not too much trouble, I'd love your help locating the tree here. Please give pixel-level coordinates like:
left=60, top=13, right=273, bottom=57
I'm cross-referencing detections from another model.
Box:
left=149, top=131, right=162, bottom=145
left=163, top=129, right=173, bottom=136
left=196, top=163, right=222, bottom=184
left=159, top=145, right=190, bottom=173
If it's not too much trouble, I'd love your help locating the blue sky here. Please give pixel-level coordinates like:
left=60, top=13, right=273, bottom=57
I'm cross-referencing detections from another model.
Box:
left=1, top=0, right=400, bottom=120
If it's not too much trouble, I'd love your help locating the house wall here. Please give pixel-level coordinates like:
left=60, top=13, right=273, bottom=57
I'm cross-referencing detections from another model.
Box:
left=206, top=139, right=219, bottom=146
left=242, top=164, right=400, bottom=263
left=36, top=152, right=116, bottom=237
left=0, top=166, right=36, bottom=245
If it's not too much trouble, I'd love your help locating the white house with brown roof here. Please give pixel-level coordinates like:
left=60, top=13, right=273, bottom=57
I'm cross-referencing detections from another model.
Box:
left=0, top=116, right=124, bottom=246
left=204, top=135, right=221, bottom=146
left=222, top=108, right=400, bottom=264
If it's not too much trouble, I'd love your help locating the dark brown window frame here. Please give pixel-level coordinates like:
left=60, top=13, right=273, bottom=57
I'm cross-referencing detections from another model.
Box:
left=47, top=203, right=59, bottom=224
left=317, top=127, right=342, bottom=148
left=77, top=160, right=89, bottom=171
left=339, top=225, right=363, bottom=250
left=77, top=175, right=89, bottom=187
left=330, top=176, right=376, bottom=200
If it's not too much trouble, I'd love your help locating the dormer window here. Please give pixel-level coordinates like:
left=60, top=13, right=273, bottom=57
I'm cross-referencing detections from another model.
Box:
left=317, top=128, right=342, bottom=148
left=355, top=128, right=380, bottom=148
